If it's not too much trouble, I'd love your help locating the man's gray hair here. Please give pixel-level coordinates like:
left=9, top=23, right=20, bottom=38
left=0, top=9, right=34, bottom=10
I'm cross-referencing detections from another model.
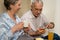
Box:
left=31, top=0, right=43, bottom=5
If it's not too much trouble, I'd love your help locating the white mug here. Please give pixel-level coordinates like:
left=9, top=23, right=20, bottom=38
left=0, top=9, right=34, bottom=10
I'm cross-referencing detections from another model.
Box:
left=23, top=20, right=29, bottom=27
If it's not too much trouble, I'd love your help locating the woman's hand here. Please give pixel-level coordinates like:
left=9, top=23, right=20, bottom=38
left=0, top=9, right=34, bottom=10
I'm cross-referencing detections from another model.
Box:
left=23, top=24, right=31, bottom=33
left=11, top=22, right=24, bottom=33
left=16, top=22, right=24, bottom=30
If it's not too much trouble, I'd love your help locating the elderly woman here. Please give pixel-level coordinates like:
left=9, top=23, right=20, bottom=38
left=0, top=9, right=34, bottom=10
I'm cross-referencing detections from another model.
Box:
left=0, top=0, right=24, bottom=40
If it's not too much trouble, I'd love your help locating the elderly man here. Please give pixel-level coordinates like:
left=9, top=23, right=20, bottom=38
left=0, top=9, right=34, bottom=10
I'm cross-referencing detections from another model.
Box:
left=21, top=0, right=60, bottom=40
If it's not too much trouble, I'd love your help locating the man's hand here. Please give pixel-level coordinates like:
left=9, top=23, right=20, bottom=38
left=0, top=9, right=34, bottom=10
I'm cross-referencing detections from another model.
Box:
left=37, top=28, right=46, bottom=34
left=46, top=22, right=55, bottom=29
left=28, top=28, right=45, bottom=36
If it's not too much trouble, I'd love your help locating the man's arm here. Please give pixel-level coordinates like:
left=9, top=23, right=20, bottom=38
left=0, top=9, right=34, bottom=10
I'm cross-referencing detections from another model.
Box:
left=27, top=28, right=45, bottom=36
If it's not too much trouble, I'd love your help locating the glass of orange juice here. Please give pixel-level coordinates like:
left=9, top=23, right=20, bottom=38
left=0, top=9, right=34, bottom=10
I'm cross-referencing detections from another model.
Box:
left=48, top=29, right=54, bottom=40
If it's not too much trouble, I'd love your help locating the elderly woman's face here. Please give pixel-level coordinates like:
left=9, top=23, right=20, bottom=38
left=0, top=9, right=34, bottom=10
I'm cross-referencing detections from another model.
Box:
left=10, top=0, right=21, bottom=12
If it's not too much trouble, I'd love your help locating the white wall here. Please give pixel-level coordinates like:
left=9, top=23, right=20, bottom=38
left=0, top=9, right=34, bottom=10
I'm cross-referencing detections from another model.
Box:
left=42, top=0, right=56, bottom=22
left=43, top=0, right=60, bottom=35
left=54, top=0, right=60, bottom=35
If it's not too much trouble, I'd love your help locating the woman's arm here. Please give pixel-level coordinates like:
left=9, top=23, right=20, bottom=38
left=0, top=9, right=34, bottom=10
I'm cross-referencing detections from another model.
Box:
left=0, top=23, right=14, bottom=40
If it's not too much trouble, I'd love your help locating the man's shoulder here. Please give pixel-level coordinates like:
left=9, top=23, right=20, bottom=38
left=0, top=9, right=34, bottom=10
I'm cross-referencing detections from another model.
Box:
left=40, top=14, right=46, bottom=18
left=24, top=10, right=31, bottom=16
left=21, top=10, right=32, bottom=18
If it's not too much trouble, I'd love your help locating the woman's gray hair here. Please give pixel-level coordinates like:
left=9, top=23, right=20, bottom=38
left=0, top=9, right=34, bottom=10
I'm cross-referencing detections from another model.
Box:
left=31, top=0, right=43, bottom=5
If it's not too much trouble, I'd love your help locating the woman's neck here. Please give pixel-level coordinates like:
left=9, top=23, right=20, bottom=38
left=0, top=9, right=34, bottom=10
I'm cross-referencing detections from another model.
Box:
left=7, top=10, right=16, bottom=22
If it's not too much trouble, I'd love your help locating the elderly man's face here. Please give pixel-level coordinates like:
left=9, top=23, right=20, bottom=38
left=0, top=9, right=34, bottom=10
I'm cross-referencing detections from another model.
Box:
left=31, top=2, right=43, bottom=18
